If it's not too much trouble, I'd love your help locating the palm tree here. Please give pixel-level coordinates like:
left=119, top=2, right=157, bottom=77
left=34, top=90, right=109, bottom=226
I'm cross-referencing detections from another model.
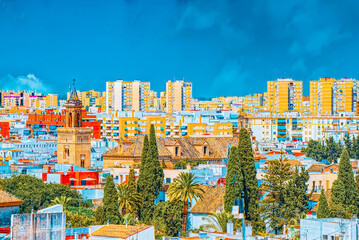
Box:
left=51, top=196, right=71, bottom=209
left=167, top=172, right=204, bottom=235
left=117, top=184, right=143, bottom=215
left=122, top=213, right=139, bottom=226
left=200, top=209, right=233, bottom=232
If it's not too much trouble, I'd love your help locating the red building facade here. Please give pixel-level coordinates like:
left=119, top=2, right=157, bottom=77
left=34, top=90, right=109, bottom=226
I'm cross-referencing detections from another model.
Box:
left=0, top=122, right=10, bottom=139
left=42, top=166, right=99, bottom=187
left=26, top=110, right=101, bottom=139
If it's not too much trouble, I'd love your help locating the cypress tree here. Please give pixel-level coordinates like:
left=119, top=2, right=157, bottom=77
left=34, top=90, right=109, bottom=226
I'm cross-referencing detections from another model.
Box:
left=317, top=189, right=331, bottom=218
left=138, top=134, right=149, bottom=189
left=331, top=149, right=359, bottom=212
left=344, top=134, right=353, bottom=158
left=103, top=175, right=122, bottom=224
left=138, top=124, right=164, bottom=223
left=224, top=146, right=243, bottom=212
left=128, top=168, right=136, bottom=192
left=137, top=135, right=149, bottom=219
left=238, top=128, right=260, bottom=230
left=284, top=166, right=309, bottom=220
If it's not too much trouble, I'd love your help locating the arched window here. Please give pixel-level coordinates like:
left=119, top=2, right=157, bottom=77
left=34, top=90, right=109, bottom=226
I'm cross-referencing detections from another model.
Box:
left=68, top=112, right=73, bottom=127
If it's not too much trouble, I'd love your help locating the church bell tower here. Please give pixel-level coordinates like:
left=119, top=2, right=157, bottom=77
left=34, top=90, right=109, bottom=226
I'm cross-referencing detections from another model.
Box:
left=57, top=80, right=92, bottom=169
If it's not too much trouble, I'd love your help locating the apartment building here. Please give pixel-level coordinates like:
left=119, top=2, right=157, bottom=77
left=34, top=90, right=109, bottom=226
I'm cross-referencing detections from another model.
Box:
left=242, top=94, right=264, bottom=113
left=165, top=80, right=192, bottom=112
left=100, top=113, right=166, bottom=140
left=45, top=93, right=58, bottom=107
left=266, top=79, right=303, bottom=113
left=310, top=78, right=359, bottom=115
left=1, top=91, right=46, bottom=108
left=192, top=100, right=230, bottom=111
left=106, top=80, right=151, bottom=113
left=245, top=113, right=359, bottom=142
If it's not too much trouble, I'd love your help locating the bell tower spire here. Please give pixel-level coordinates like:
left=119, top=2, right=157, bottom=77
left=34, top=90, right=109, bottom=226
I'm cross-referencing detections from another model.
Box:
left=65, top=79, right=83, bottom=127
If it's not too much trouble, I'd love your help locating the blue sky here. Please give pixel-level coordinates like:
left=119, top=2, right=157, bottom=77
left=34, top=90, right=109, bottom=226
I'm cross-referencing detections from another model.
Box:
left=1, top=0, right=359, bottom=97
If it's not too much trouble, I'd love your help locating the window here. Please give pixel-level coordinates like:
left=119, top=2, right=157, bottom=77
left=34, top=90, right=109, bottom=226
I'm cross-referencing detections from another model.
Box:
left=175, top=146, right=179, bottom=156
left=203, top=146, right=208, bottom=155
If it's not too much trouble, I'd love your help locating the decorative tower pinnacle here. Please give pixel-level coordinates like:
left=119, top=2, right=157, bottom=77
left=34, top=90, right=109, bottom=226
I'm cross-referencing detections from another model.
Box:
left=65, top=79, right=83, bottom=127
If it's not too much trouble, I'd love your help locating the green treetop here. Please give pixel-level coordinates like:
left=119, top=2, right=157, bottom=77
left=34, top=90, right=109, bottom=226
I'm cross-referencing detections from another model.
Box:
left=224, top=146, right=243, bottom=213
left=317, top=189, right=331, bottom=218
left=238, top=128, right=260, bottom=231
left=103, top=175, right=122, bottom=224
left=331, top=149, right=359, bottom=212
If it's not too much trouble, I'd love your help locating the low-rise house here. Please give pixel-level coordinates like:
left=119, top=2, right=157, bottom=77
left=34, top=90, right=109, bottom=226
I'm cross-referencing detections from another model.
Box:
left=0, top=190, right=22, bottom=227
left=300, top=218, right=359, bottom=240
left=89, top=224, right=154, bottom=240
left=188, top=185, right=225, bottom=230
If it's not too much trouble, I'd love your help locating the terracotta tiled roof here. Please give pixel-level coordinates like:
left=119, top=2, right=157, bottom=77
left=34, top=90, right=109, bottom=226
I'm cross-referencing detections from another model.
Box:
left=190, top=185, right=225, bottom=214
left=103, top=136, right=238, bottom=161
left=0, top=190, right=22, bottom=207
left=307, top=164, right=326, bottom=172
left=91, top=224, right=152, bottom=238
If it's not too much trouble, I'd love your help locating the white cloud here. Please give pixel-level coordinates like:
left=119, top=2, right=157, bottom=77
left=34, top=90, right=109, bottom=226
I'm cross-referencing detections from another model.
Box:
left=0, top=74, right=52, bottom=93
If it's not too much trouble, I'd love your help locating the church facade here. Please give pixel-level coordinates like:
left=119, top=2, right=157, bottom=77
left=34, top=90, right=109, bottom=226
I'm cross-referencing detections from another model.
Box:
left=57, top=81, right=92, bottom=169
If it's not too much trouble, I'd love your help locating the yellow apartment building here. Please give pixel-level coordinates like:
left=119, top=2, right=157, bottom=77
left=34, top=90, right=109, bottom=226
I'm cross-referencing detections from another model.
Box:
left=310, top=78, right=359, bottom=115
left=242, top=94, right=264, bottom=113
left=266, top=78, right=303, bottom=113
left=45, top=93, right=58, bottom=107
left=106, top=80, right=151, bottom=113
left=192, top=100, right=230, bottom=111
left=101, top=114, right=167, bottom=140
left=165, top=80, right=192, bottom=112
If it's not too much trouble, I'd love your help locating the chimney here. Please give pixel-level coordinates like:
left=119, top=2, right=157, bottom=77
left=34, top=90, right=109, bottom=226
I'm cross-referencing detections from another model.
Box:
left=47, top=166, right=51, bottom=173
left=227, top=220, right=234, bottom=234
left=70, top=166, right=74, bottom=172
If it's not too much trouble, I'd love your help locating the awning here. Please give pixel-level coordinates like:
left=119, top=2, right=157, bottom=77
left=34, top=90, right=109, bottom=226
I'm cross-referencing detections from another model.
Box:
left=69, top=178, right=77, bottom=181
left=82, top=178, right=96, bottom=181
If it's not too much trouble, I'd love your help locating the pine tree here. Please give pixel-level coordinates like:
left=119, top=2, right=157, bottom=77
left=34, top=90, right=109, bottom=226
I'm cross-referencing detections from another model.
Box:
left=284, top=166, right=309, bottom=221
left=128, top=168, right=136, bottom=192
left=354, top=136, right=359, bottom=159
left=103, top=175, right=122, bottom=224
left=224, top=146, right=243, bottom=213
left=325, top=137, right=341, bottom=163
left=238, top=128, right=260, bottom=231
left=95, top=205, right=104, bottom=224
left=138, top=125, right=164, bottom=223
left=261, top=157, right=292, bottom=234
left=331, top=149, right=359, bottom=213
left=317, top=189, right=331, bottom=218
left=344, top=134, right=353, bottom=158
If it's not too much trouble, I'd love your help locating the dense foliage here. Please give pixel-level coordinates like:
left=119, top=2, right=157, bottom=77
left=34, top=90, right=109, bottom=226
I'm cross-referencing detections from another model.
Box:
left=127, top=168, right=136, bottom=192
left=260, top=157, right=293, bottom=234
left=137, top=124, right=164, bottom=223
left=301, top=137, right=345, bottom=162
left=0, top=174, right=84, bottom=213
left=331, top=149, right=359, bottom=215
left=238, top=128, right=261, bottom=231
left=152, top=200, right=183, bottom=237
left=224, top=146, right=243, bottom=212
left=102, top=175, right=122, bottom=224
left=283, top=166, right=310, bottom=221
left=317, top=189, right=331, bottom=218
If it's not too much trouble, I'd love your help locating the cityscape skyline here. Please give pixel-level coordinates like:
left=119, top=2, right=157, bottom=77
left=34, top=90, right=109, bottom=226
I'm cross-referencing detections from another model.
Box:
left=1, top=0, right=359, bottom=97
